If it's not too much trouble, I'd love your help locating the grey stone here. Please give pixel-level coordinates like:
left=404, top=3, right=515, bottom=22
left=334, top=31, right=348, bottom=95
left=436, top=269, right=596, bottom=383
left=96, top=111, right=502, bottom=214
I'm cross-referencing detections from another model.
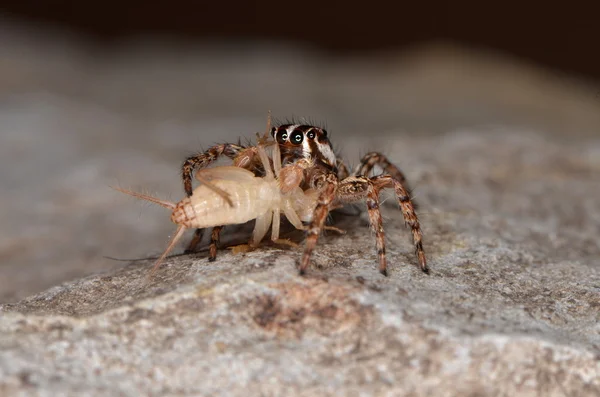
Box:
left=0, top=22, right=599, bottom=396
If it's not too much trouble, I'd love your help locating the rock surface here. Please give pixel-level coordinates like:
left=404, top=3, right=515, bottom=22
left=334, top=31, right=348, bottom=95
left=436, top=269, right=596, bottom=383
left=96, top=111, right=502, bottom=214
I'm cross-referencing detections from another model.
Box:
left=1, top=23, right=599, bottom=396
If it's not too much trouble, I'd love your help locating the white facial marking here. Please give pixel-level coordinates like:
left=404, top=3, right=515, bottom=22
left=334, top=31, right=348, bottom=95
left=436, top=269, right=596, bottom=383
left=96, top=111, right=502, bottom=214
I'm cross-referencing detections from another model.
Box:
left=318, top=141, right=336, bottom=166
left=302, top=132, right=312, bottom=159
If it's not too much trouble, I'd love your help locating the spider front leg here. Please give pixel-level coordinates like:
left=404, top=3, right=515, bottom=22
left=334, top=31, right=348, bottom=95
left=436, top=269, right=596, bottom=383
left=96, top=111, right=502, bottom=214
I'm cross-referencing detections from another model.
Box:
left=182, top=143, right=250, bottom=196
left=298, top=173, right=338, bottom=275
left=336, top=157, right=351, bottom=179
left=353, top=151, right=419, bottom=208
left=353, top=152, right=409, bottom=186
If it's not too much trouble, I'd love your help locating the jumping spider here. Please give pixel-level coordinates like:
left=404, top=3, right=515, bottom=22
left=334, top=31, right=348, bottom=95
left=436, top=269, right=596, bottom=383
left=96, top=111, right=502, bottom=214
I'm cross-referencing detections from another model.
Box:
left=182, top=119, right=427, bottom=276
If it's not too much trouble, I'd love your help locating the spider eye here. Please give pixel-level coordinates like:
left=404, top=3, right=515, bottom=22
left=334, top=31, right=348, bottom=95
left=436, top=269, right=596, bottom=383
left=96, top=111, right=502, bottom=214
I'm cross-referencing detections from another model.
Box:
left=270, top=127, right=277, bottom=137
left=290, top=130, right=304, bottom=145
left=322, top=129, right=328, bottom=137
left=276, top=131, right=288, bottom=144
left=307, top=130, right=316, bottom=140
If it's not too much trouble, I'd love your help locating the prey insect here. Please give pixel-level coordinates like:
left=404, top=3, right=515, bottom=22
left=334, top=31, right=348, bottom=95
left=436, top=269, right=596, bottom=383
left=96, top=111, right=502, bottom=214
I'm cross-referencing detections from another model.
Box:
left=181, top=116, right=281, bottom=259
left=115, top=135, right=321, bottom=275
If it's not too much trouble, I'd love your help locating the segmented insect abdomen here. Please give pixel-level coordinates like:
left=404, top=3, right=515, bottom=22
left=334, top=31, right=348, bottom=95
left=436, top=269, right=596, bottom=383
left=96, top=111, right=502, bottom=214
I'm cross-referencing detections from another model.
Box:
left=171, top=180, right=278, bottom=229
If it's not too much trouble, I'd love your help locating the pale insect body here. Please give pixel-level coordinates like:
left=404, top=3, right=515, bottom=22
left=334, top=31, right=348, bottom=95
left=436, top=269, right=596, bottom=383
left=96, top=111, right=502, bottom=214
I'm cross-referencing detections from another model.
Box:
left=115, top=140, right=316, bottom=275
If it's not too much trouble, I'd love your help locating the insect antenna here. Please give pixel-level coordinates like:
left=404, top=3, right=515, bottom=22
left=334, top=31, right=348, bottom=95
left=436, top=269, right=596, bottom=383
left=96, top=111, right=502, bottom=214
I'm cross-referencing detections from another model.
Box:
left=149, top=224, right=187, bottom=276
left=112, top=186, right=177, bottom=210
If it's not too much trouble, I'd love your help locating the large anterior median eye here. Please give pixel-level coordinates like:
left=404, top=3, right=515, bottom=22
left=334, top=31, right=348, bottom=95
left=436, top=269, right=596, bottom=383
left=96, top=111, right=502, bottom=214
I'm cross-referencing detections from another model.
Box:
left=290, top=130, right=304, bottom=145
left=276, top=130, right=288, bottom=144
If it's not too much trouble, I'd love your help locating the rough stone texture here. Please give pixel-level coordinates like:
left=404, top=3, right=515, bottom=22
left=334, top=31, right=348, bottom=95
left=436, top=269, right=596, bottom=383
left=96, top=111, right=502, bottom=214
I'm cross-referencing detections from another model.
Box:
left=1, top=22, right=599, bottom=396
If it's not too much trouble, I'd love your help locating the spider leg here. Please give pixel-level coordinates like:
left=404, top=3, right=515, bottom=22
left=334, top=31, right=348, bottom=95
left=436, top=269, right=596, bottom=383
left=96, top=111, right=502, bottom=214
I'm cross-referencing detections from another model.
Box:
left=334, top=173, right=427, bottom=274
left=353, top=151, right=419, bottom=208
left=185, top=229, right=203, bottom=254
left=336, top=157, right=351, bottom=179
left=365, top=182, right=388, bottom=275
left=372, top=175, right=427, bottom=273
left=208, top=225, right=224, bottom=261
left=353, top=152, right=423, bottom=270
left=335, top=176, right=389, bottom=275
left=182, top=143, right=250, bottom=196
left=353, top=150, right=421, bottom=214
left=353, top=152, right=411, bottom=190
left=298, top=174, right=338, bottom=275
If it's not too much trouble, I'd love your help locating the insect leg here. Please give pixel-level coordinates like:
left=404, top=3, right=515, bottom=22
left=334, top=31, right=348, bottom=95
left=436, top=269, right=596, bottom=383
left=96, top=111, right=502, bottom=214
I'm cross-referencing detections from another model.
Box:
left=271, top=208, right=281, bottom=241
left=283, top=200, right=305, bottom=231
left=270, top=205, right=300, bottom=248
left=251, top=212, right=273, bottom=248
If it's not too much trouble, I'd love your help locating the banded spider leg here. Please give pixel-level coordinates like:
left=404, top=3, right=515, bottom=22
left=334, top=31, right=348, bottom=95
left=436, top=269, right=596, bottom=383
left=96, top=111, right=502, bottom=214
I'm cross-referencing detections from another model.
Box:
left=299, top=172, right=427, bottom=276
left=180, top=118, right=275, bottom=259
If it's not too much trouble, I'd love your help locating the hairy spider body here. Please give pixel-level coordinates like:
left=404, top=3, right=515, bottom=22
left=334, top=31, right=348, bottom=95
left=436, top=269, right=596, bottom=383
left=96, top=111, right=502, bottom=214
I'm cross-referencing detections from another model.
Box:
left=116, top=139, right=317, bottom=275
left=270, top=123, right=427, bottom=275
left=182, top=118, right=427, bottom=275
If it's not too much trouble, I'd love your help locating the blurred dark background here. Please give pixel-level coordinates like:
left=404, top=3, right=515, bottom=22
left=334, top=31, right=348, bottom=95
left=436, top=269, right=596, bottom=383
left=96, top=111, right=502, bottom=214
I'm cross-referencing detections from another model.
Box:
left=1, top=1, right=599, bottom=82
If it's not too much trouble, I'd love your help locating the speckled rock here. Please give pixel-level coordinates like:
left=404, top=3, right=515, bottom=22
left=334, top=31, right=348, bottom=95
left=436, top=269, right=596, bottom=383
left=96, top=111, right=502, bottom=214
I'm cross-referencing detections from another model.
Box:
left=1, top=22, right=599, bottom=396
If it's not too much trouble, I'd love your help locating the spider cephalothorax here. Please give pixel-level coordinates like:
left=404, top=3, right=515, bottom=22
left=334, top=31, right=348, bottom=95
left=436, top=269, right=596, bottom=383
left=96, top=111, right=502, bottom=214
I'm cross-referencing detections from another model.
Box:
left=271, top=124, right=337, bottom=171
left=181, top=117, right=427, bottom=275
left=268, top=123, right=349, bottom=195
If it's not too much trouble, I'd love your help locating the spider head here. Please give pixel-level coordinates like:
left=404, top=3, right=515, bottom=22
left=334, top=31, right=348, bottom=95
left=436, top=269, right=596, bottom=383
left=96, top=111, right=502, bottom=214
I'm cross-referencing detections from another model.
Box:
left=271, top=124, right=337, bottom=169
